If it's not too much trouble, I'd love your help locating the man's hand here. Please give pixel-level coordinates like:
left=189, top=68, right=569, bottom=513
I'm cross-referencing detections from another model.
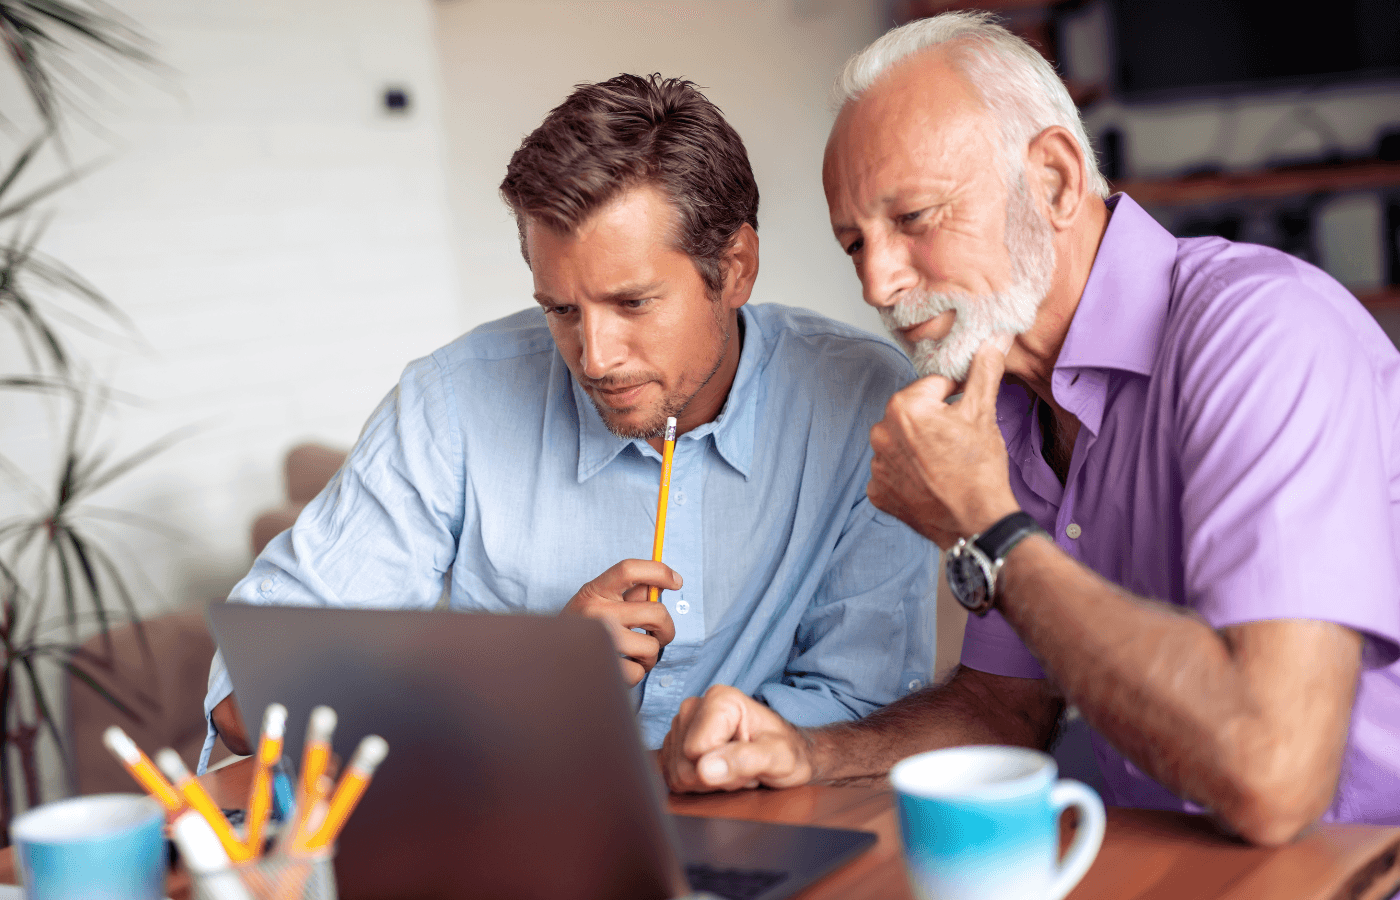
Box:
left=211, top=693, right=252, bottom=756
left=561, top=559, right=679, bottom=686
left=660, top=685, right=815, bottom=793
left=868, top=341, right=1020, bottom=546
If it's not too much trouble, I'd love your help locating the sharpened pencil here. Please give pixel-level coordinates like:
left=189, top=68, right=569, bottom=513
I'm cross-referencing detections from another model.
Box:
left=649, top=416, right=677, bottom=602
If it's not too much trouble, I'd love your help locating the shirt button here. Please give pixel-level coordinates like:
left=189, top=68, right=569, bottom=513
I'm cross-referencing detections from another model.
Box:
left=675, top=599, right=690, bottom=615
left=675, top=490, right=686, bottom=506
left=658, top=675, right=673, bottom=688
left=1066, top=523, right=1082, bottom=539
left=259, top=578, right=273, bottom=592
left=907, top=679, right=923, bottom=691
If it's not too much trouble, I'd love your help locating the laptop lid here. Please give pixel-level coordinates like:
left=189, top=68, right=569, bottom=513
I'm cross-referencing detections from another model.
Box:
left=209, top=602, right=689, bottom=900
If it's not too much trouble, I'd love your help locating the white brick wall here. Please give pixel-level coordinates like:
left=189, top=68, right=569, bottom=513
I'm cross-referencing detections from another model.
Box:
left=432, top=0, right=887, bottom=337
left=0, top=0, right=462, bottom=613
left=2, top=0, right=893, bottom=621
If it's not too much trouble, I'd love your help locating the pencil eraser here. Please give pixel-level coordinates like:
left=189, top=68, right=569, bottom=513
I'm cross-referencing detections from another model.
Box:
left=155, top=748, right=191, bottom=781
left=262, top=703, right=287, bottom=740
left=308, top=706, right=337, bottom=741
left=353, top=735, right=389, bottom=772
left=103, top=726, right=139, bottom=761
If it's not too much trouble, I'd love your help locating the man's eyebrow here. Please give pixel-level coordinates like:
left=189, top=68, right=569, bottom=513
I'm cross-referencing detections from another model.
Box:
left=532, top=282, right=665, bottom=306
left=603, top=282, right=665, bottom=301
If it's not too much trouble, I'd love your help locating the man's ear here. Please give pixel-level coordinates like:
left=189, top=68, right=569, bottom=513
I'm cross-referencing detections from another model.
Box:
left=1026, top=126, right=1088, bottom=231
left=720, top=223, right=760, bottom=310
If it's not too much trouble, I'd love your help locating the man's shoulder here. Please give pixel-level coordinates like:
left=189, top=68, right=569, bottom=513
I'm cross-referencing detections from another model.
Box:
left=434, top=307, right=556, bottom=365
left=1163, top=237, right=1397, bottom=370
left=747, top=302, right=913, bottom=377
left=390, top=307, right=560, bottom=415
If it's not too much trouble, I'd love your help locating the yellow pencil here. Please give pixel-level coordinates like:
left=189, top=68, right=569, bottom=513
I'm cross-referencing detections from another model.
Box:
left=649, top=416, right=677, bottom=602
left=282, top=706, right=337, bottom=852
left=244, top=703, right=287, bottom=855
left=155, top=748, right=253, bottom=862
left=102, top=727, right=185, bottom=815
left=304, top=735, right=389, bottom=851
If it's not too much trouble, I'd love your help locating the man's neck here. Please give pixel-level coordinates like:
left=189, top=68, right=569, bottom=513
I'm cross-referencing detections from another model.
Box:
left=645, top=309, right=745, bottom=453
left=1004, top=195, right=1111, bottom=428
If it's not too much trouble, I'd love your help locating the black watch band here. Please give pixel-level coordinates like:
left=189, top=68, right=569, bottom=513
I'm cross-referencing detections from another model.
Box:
left=946, top=511, right=1045, bottom=617
left=973, top=511, right=1044, bottom=566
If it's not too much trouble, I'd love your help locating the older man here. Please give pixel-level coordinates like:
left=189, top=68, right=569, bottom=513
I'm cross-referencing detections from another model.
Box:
left=661, top=13, right=1400, bottom=844
left=202, top=74, right=935, bottom=770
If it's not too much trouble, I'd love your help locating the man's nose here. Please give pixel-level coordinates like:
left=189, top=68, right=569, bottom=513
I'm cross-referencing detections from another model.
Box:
left=860, top=234, right=918, bottom=309
left=579, top=309, right=627, bottom=380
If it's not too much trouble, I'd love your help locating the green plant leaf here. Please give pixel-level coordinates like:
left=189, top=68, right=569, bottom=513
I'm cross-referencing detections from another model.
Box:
left=0, top=374, right=69, bottom=393
left=88, top=430, right=195, bottom=498
left=59, top=525, right=109, bottom=637
left=17, top=655, right=70, bottom=781
left=0, top=0, right=155, bottom=134
left=0, top=134, right=45, bottom=205
left=76, top=536, right=140, bottom=635
left=60, top=656, right=140, bottom=722
left=0, top=154, right=103, bottom=224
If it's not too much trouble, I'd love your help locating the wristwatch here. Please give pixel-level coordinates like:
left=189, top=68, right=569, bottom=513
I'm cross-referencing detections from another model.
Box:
left=945, top=511, right=1046, bottom=616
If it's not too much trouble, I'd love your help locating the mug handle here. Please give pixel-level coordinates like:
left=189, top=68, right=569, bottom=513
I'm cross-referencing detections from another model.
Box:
left=1047, top=779, right=1106, bottom=900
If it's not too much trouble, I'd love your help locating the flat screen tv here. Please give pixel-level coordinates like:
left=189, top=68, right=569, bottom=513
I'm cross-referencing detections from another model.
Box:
left=1109, top=0, right=1400, bottom=100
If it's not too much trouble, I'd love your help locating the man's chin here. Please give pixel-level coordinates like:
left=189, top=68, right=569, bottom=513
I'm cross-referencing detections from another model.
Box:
left=597, top=407, right=667, bottom=440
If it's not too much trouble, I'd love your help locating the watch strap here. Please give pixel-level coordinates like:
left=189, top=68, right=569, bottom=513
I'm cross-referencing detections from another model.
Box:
left=973, top=511, right=1044, bottom=566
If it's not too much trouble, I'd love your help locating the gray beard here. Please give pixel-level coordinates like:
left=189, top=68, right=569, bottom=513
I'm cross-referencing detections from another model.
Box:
left=880, top=172, right=1056, bottom=381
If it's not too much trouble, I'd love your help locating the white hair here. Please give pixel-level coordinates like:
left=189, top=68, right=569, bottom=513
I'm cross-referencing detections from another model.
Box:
left=834, top=11, right=1110, bottom=199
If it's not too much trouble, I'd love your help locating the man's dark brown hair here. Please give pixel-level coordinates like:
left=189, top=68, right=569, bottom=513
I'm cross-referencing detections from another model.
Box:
left=500, top=73, right=759, bottom=298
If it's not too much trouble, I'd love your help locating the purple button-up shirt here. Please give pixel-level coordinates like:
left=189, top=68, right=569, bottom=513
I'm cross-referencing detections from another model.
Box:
left=961, top=194, right=1400, bottom=824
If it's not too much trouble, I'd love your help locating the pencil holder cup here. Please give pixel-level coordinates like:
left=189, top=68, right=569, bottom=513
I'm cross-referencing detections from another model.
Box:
left=190, top=853, right=336, bottom=900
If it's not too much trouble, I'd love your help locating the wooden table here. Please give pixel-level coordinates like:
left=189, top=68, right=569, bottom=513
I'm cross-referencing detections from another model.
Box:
left=4, top=758, right=1398, bottom=900
left=670, top=779, right=1400, bottom=900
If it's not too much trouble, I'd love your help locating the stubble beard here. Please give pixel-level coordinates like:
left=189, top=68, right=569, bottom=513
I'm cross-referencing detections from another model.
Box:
left=879, top=171, right=1057, bottom=382
left=590, top=304, right=733, bottom=440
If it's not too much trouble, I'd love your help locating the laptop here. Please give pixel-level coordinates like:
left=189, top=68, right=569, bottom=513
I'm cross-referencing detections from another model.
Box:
left=208, top=603, right=876, bottom=900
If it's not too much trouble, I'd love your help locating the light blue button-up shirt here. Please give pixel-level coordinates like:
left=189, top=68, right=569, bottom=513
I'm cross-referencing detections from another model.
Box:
left=202, top=303, right=936, bottom=771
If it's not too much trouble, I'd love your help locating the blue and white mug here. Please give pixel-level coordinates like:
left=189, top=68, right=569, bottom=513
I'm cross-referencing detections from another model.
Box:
left=890, top=745, right=1105, bottom=900
left=11, top=793, right=165, bottom=900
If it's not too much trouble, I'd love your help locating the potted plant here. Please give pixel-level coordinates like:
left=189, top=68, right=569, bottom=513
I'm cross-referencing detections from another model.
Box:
left=0, top=0, right=168, bottom=836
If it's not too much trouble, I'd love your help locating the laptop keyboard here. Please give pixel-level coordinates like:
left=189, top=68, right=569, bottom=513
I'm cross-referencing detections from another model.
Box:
left=685, top=863, right=789, bottom=900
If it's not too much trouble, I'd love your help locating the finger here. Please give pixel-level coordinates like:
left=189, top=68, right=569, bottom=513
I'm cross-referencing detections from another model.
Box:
left=661, top=700, right=705, bottom=791
left=613, top=629, right=661, bottom=669
left=694, top=737, right=795, bottom=791
left=680, top=686, right=749, bottom=760
left=958, top=340, right=1007, bottom=417
left=608, top=601, right=676, bottom=644
left=600, top=559, right=683, bottom=595
left=617, top=656, right=645, bottom=686
left=913, top=372, right=959, bottom=404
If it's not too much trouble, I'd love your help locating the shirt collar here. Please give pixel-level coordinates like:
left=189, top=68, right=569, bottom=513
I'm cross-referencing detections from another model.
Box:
left=1048, top=193, right=1177, bottom=435
left=574, top=305, right=760, bottom=482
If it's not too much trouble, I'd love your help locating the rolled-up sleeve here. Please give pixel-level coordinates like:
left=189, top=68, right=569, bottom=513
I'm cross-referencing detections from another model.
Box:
left=200, top=353, right=465, bottom=771
left=756, top=501, right=937, bottom=726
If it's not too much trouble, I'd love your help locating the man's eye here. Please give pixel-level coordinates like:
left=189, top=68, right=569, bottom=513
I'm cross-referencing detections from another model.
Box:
left=843, top=238, right=864, bottom=256
left=898, top=210, right=924, bottom=225
left=544, top=305, right=575, bottom=316
left=621, top=298, right=651, bottom=310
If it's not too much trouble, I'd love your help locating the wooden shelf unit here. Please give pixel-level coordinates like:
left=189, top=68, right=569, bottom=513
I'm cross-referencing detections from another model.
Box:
left=1114, top=160, right=1400, bottom=207
left=1359, top=287, right=1400, bottom=312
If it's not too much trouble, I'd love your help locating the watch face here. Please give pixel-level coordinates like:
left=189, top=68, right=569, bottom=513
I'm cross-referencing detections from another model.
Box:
left=947, top=541, right=992, bottom=614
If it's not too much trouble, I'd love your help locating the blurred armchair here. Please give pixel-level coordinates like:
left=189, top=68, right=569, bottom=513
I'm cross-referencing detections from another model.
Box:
left=250, top=442, right=348, bottom=556
left=69, top=442, right=348, bottom=792
left=68, top=610, right=232, bottom=793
